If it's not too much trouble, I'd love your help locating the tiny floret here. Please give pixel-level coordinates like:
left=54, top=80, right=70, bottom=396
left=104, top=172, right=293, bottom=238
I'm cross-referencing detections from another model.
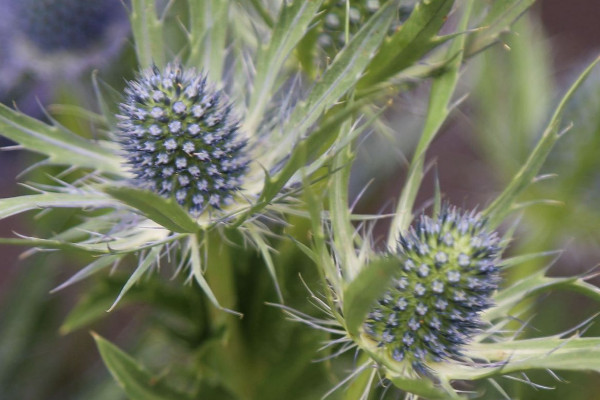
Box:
left=117, top=62, right=248, bottom=215
left=364, top=205, right=501, bottom=371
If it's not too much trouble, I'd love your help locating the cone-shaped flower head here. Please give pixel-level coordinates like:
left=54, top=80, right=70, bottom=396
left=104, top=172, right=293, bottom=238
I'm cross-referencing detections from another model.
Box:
left=117, top=62, right=248, bottom=216
left=317, top=0, right=412, bottom=52
left=13, top=0, right=123, bottom=52
left=364, top=206, right=501, bottom=371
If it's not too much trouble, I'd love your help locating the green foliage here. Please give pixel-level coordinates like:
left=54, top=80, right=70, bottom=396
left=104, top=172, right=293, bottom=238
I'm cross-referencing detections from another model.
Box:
left=0, top=0, right=599, bottom=399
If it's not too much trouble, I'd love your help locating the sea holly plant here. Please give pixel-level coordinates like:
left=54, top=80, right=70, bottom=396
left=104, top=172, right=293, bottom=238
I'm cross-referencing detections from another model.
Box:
left=295, top=35, right=600, bottom=400
left=0, top=0, right=598, bottom=399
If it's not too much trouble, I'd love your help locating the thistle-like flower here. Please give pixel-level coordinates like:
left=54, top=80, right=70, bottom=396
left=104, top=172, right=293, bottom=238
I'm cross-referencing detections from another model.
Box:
left=117, top=62, right=248, bottom=216
left=364, top=206, right=501, bottom=371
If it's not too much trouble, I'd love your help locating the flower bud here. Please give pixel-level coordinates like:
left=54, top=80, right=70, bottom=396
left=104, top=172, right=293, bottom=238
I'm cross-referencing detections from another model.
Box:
left=117, top=62, right=248, bottom=216
left=364, top=206, right=501, bottom=371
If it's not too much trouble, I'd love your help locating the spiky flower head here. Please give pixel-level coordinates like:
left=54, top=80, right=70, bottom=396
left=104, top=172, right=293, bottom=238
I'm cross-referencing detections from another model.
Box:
left=364, top=206, right=501, bottom=372
left=13, top=0, right=124, bottom=52
left=117, top=62, right=248, bottom=216
left=317, top=0, right=412, bottom=53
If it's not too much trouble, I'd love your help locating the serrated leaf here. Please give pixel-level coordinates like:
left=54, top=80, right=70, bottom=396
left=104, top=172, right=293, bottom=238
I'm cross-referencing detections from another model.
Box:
left=105, top=186, right=199, bottom=233
left=188, top=234, right=242, bottom=316
left=52, top=254, right=122, bottom=294
left=109, top=245, right=162, bottom=311
left=358, top=0, right=454, bottom=88
left=271, top=0, right=400, bottom=163
left=93, top=333, right=193, bottom=400
left=245, top=0, right=324, bottom=133
left=483, top=56, right=600, bottom=228
left=440, top=337, right=600, bottom=380
left=0, top=104, right=122, bottom=174
left=235, top=92, right=378, bottom=227
left=486, top=269, right=600, bottom=321
left=246, top=227, right=283, bottom=302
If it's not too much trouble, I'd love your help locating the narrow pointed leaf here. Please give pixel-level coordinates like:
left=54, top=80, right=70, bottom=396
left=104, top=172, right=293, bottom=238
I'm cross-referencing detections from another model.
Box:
left=93, top=333, right=193, bottom=400
left=358, top=0, right=454, bottom=88
left=0, top=193, right=116, bottom=220
left=0, top=104, right=122, bottom=174
left=109, top=245, right=162, bottom=311
left=274, top=0, right=400, bottom=161
left=439, top=338, right=600, bottom=380
left=245, top=0, right=323, bottom=132
left=483, top=56, right=600, bottom=228
left=130, top=0, right=165, bottom=69
left=487, top=270, right=600, bottom=321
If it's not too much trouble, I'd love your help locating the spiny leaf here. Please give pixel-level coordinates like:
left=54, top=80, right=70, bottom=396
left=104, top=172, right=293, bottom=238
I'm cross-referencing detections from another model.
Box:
left=439, top=337, right=600, bottom=380
left=109, top=245, right=163, bottom=311
left=52, top=255, right=123, bottom=294
left=486, top=269, right=600, bottom=321
left=271, top=0, right=400, bottom=164
left=483, top=56, right=600, bottom=228
left=0, top=104, right=122, bottom=174
left=358, top=0, right=455, bottom=89
left=0, top=193, right=115, bottom=220
left=189, top=235, right=242, bottom=317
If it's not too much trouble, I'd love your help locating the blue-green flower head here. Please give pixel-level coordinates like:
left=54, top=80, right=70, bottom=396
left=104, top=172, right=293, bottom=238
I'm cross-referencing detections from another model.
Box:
left=117, top=62, right=249, bottom=216
left=364, top=206, right=501, bottom=372
left=13, top=0, right=124, bottom=52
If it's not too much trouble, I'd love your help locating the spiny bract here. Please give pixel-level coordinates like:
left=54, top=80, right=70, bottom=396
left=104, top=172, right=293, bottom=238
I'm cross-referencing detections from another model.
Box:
left=317, top=0, right=412, bottom=53
left=13, top=0, right=122, bottom=52
left=364, top=206, right=501, bottom=372
left=117, top=62, right=248, bottom=216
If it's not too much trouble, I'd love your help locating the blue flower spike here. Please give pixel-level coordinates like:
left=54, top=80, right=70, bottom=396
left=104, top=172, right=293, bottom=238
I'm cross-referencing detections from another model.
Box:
left=364, top=205, right=501, bottom=372
left=117, top=62, right=249, bottom=217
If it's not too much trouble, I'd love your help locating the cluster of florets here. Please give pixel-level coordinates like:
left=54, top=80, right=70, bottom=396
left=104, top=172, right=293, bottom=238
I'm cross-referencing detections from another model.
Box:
left=317, top=0, right=412, bottom=54
left=13, top=0, right=123, bottom=52
left=364, top=206, right=501, bottom=372
left=117, top=62, right=248, bottom=216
